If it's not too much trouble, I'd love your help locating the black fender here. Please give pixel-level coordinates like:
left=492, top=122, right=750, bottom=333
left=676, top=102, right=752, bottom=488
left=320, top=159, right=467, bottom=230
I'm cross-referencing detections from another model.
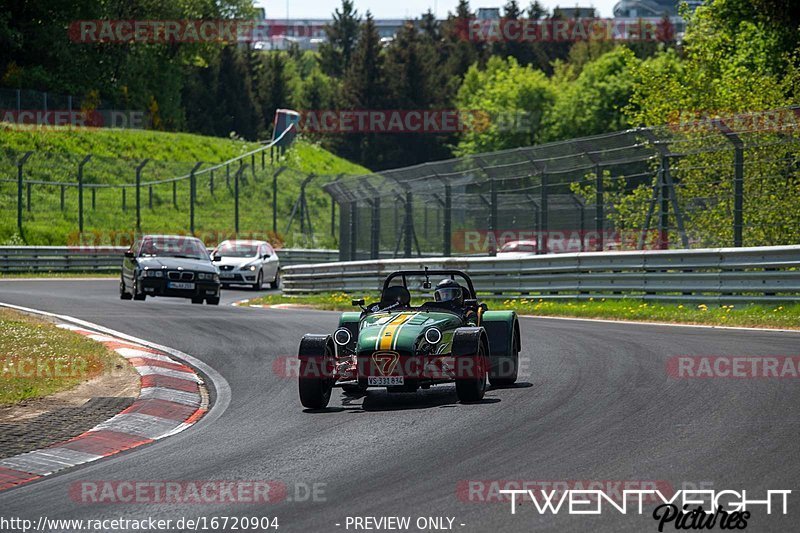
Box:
left=451, top=327, right=489, bottom=380
left=298, top=334, right=335, bottom=380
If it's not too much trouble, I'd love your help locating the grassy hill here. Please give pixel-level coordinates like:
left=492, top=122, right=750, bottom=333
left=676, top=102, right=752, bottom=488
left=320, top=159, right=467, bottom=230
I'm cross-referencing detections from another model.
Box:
left=0, top=125, right=368, bottom=247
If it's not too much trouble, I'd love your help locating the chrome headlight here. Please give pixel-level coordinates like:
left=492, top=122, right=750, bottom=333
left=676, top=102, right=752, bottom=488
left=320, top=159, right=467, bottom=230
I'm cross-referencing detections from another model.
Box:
left=334, top=328, right=352, bottom=346
left=143, top=269, right=163, bottom=278
left=424, top=327, right=442, bottom=345
left=197, top=272, right=217, bottom=281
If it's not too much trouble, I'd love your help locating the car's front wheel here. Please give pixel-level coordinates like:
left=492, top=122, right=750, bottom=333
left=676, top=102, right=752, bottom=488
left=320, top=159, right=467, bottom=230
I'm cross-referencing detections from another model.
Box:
left=132, top=280, right=146, bottom=301
left=298, top=335, right=335, bottom=409
left=206, top=296, right=220, bottom=306
left=120, top=278, right=132, bottom=300
left=252, top=270, right=263, bottom=291
left=452, top=328, right=488, bottom=403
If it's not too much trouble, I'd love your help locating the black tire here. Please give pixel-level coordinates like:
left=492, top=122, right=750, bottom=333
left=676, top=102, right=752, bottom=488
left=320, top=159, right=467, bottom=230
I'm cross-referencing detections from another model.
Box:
left=132, top=280, right=146, bottom=301
left=298, top=335, right=335, bottom=409
left=455, top=340, right=488, bottom=403
left=269, top=269, right=280, bottom=290
left=489, top=325, right=519, bottom=387
left=251, top=270, right=263, bottom=291
left=206, top=296, right=220, bottom=306
left=120, top=279, right=132, bottom=300
left=191, top=296, right=204, bottom=304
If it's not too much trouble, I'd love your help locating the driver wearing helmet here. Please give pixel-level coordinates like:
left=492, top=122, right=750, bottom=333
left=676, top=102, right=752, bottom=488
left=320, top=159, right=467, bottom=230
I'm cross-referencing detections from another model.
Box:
left=434, top=279, right=464, bottom=308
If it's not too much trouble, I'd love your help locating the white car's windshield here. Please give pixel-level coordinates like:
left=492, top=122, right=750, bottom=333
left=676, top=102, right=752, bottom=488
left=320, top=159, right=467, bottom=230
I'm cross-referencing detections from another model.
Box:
left=217, top=242, right=260, bottom=258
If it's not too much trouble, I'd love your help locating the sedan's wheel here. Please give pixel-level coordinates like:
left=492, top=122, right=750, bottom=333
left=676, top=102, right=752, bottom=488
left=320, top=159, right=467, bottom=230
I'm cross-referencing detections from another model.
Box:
left=455, top=342, right=488, bottom=403
left=206, top=296, right=220, bottom=306
left=489, top=326, right=519, bottom=387
left=132, top=281, right=146, bottom=301
left=269, top=269, right=280, bottom=290
left=252, top=270, right=263, bottom=291
left=120, top=279, right=132, bottom=300
left=191, top=296, right=204, bottom=304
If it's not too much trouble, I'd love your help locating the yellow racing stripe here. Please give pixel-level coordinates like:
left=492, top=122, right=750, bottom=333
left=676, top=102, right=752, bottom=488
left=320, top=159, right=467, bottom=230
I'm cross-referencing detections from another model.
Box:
left=379, top=313, right=414, bottom=351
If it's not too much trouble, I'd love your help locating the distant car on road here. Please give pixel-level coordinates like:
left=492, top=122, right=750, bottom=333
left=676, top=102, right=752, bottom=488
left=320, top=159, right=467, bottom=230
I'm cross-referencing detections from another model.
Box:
left=211, top=240, right=280, bottom=290
left=496, top=240, right=539, bottom=258
left=120, top=235, right=221, bottom=305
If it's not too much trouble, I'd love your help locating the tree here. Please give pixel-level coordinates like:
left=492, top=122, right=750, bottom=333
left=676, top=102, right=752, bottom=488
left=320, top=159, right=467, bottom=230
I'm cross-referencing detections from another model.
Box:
left=215, top=46, right=259, bottom=139
left=544, top=47, right=641, bottom=141
left=454, top=56, right=556, bottom=155
left=340, top=12, right=390, bottom=168
left=319, top=0, right=361, bottom=77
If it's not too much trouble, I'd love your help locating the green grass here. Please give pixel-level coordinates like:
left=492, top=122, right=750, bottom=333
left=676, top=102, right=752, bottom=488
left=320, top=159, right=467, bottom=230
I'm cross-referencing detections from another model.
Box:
left=0, top=308, right=124, bottom=404
left=0, top=125, right=368, bottom=247
left=245, top=292, right=800, bottom=329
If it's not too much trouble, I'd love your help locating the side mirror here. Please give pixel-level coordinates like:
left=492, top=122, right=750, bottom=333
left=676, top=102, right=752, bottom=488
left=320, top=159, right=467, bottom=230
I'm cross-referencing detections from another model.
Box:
left=352, top=298, right=365, bottom=307
left=423, top=280, right=431, bottom=289
left=211, top=255, right=222, bottom=262
left=124, top=250, right=135, bottom=259
left=262, top=253, right=271, bottom=259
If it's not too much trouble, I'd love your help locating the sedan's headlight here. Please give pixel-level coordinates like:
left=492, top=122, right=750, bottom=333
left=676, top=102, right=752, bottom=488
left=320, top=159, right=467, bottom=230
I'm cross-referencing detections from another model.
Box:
left=142, top=269, right=163, bottom=278
left=197, top=272, right=217, bottom=281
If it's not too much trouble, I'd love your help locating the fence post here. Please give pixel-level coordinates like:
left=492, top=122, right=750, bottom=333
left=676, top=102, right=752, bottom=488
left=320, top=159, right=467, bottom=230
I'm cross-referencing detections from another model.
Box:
left=16, top=89, right=21, bottom=116
left=371, top=197, right=381, bottom=259
left=404, top=192, right=413, bottom=258
left=91, top=188, right=96, bottom=210
left=489, top=178, right=498, bottom=256
left=261, top=150, right=265, bottom=170
left=209, top=170, right=214, bottom=196
left=26, top=183, right=31, bottom=212
left=173, top=181, right=177, bottom=208
left=77, top=155, right=91, bottom=233
left=349, top=201, right=357, bottom=260
left=234, top=164, right=242, bottom=235
left=60, top=185, right=65, bottom=210
left=189, top=162, right=202, bottom=235
left=17, top=151, right=33, bottom=236
left=272, top=167, right=286, bottom=234
left=148, top=185, right=153, bottom=209
left=444, top=184, right=452, bottom=257
left=714, top=120, right=744, bottom=247
left=135, top=159, right=149, bottom=234
left=539, top=171, right=548, bottom=254
left=122, top=188, right=127, bottom=211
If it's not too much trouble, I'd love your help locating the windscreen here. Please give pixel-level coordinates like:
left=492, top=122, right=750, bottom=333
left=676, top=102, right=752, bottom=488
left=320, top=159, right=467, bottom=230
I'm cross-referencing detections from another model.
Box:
left=139, top=237, right=208, bottom=260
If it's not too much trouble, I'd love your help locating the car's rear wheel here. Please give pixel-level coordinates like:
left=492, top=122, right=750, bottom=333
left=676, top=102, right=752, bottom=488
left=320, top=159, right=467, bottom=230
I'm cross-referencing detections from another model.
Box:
left=455, top=340, right=488, bottom=403
left=489, top=326, right=519, bottom=387
left=191, top=296, right=204, bottom=304
left=298, top=335, right=335, bottom=409
left=269, top=269, right=280, bottom=290
left=206, top=296, right=220, bottom=305
left=120, top=279, right=132, bottom=300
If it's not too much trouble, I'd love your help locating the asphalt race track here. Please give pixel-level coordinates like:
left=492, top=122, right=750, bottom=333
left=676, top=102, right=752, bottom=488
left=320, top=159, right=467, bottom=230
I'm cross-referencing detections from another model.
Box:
left=1, top=279, right=799, bottom=532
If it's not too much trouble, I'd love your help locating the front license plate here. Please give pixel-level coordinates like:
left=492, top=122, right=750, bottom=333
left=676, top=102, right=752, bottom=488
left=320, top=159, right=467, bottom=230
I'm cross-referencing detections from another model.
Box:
left=220, top=273, right=235, bottom=279
left=168, top=282, right=195, bottom=290
left=368, top=376, right=404, bottom=386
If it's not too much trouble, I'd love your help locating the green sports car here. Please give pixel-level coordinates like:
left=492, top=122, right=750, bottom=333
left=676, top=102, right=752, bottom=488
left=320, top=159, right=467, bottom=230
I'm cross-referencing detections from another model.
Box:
left=297, top=269, right=521, bottom=409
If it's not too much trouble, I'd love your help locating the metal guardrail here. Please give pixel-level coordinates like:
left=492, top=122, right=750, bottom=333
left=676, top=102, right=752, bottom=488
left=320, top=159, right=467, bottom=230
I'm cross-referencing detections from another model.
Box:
left=281, top=246, right=800, bottom=303
left=0, top=247, right=339, bottom=273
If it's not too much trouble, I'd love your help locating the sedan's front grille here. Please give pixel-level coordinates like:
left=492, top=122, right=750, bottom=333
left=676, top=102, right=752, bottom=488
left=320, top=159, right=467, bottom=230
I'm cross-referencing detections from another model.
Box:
left=167, top=271, right=195, bottom=281
left=219, top=265, right=234, bottom=271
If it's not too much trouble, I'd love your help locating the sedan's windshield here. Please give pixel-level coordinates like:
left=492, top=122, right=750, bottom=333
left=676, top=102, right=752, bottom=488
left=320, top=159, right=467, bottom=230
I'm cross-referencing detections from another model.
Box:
left=139, top=237, right=208, bottom=260
left=217, top=242, right=259, bottom=258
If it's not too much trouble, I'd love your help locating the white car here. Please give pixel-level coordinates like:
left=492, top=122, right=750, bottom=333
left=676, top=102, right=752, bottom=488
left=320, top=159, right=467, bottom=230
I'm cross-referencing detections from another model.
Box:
left=211, top=240, right=280, bottom=290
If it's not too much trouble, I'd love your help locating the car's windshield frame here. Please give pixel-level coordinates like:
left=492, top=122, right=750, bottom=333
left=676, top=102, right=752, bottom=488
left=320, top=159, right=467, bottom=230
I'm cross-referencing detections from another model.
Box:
left=137, top=237, right=209, bottom=260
